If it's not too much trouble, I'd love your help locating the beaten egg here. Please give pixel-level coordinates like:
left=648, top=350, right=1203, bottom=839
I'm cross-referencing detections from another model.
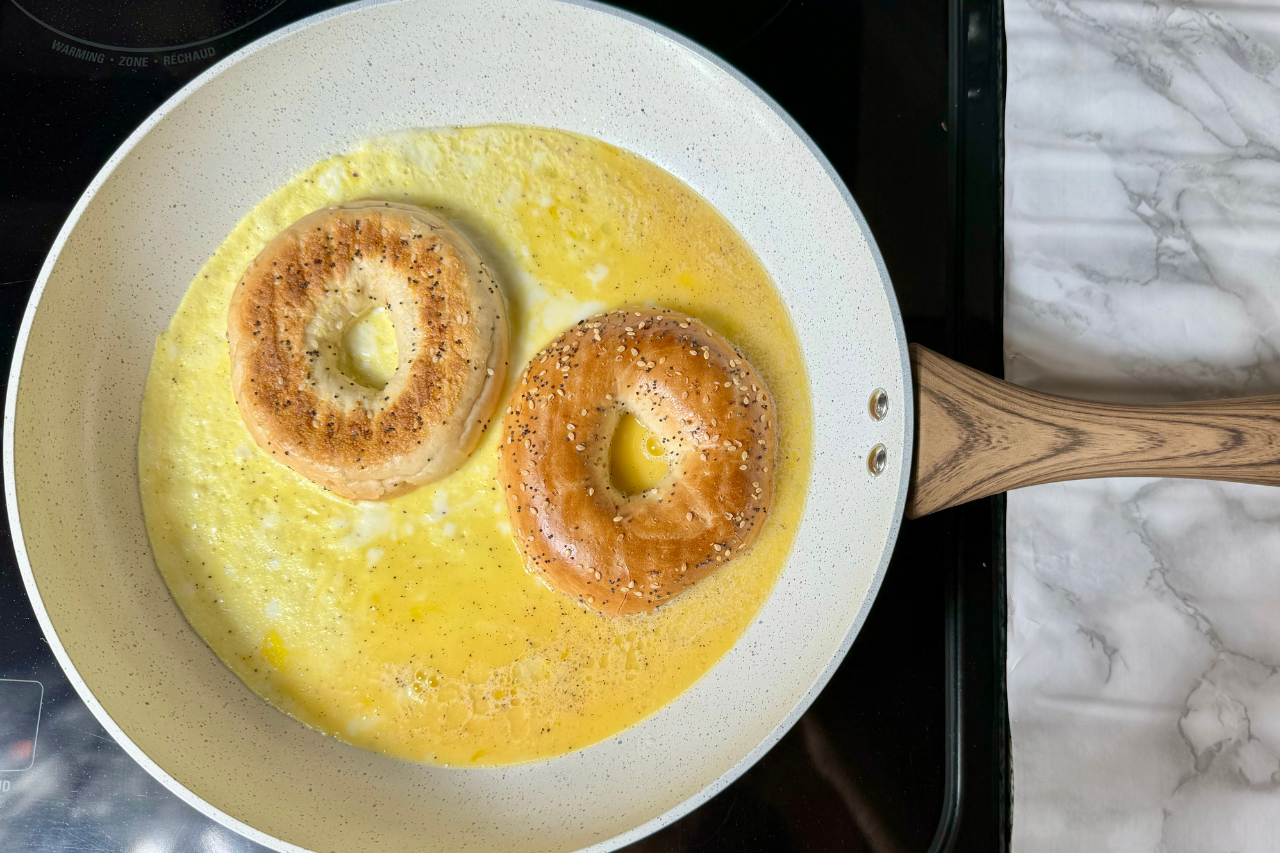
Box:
left=139, top=126, right=812, bottom=765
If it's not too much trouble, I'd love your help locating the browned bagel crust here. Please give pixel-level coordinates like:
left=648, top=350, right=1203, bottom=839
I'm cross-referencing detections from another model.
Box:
left=228, top=201, right=508, bottom=500
left=498, top=308, right=776, bottom=616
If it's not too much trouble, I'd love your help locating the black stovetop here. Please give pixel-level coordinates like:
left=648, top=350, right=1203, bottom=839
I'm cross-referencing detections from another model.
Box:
left=0, top=1, right=1007, bottom=850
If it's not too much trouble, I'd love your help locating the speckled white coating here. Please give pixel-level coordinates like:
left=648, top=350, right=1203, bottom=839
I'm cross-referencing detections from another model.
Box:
left=3, top=2, right=911, bottom=852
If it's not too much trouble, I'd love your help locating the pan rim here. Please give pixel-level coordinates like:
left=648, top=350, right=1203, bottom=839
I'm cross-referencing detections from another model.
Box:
left=2, top=1, right=913, bottom=850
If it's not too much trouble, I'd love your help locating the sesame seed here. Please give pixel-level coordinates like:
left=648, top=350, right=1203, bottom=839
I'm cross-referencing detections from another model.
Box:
left=685, top=512, right=693, bottom=521
left=613, top=516, right=623, bottom=522
left=576, top=444, right=585, bottom=451
left=739, top=464, right=748, bottom=470
left=713, top=544, right=722, bottom=552
left=588, top=487, right=595, bottom=496
left=587, top=596, right=594, bottom=603
left=595, top=571, right=602, bottom=579
left=486, top=368, right=495, bottom=376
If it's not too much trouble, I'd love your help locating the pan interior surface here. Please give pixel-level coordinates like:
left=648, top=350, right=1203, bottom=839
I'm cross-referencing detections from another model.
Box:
left=140, top=124, right=814, bottom=766
left=5, top=2, right=909, bottom=852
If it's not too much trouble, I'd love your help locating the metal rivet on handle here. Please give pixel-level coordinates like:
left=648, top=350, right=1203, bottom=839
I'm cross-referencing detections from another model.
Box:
left=869, top=388, right=889, bottom=421
left=868, top=444, right=887, bottom=476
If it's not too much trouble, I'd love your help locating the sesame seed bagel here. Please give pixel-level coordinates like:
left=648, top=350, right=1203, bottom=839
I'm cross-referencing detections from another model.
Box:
left=498, top=308, right=776, bottom=616
left=228, top=201, right=508, bottom=501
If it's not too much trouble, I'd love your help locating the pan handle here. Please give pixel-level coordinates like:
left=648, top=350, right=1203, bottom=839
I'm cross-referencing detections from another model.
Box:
left=906, top=344, right=1280, bottom=518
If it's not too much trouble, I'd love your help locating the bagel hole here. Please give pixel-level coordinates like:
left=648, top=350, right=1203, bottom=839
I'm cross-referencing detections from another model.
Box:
left=609, top=413, right=669, bottom=496
left=339, top=306, right=398, bottom=389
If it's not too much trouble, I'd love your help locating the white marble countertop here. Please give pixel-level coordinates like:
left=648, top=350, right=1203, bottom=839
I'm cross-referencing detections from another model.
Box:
left=1005, top=0, right=1280, bottom=849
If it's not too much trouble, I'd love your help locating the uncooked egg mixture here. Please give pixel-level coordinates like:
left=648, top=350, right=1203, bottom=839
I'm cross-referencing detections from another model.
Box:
left=140, top=126, right=812, bottom=765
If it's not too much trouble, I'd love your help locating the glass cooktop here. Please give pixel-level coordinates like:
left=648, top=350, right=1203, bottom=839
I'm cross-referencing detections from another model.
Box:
left=0, top=1, right=1008, bottom=850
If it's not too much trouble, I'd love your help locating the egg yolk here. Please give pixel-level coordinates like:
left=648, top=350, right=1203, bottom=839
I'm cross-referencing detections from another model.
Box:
left=609, top=413, right=669, bottom=495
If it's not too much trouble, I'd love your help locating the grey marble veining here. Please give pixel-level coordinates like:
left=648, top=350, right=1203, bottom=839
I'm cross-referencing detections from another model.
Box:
left=1006, top=0, right=1280, bottom=849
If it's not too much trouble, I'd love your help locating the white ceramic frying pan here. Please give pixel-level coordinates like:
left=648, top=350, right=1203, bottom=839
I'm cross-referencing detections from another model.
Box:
left=3, top=2, right=907, bottom=851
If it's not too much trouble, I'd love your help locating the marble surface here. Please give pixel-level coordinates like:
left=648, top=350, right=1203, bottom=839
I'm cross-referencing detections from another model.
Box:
left=1005, top=0, right=1280, bottom=849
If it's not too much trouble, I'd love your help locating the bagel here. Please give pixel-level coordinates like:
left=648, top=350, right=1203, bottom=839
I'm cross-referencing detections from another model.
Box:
left=498, top=308, right=776, bottom=616
left=228, top=201, right=508, bottom=500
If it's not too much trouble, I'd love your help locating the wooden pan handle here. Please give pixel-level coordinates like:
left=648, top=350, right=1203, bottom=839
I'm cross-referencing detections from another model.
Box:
left=906, top=344, right=1280, bottom=518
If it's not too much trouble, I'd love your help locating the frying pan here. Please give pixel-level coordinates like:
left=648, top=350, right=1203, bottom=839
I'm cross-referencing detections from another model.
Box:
left=9, top=1, right=1280, bottom=852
